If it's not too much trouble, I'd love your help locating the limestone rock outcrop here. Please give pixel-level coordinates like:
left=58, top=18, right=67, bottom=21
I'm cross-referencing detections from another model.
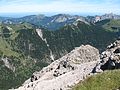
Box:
left=1, top=57, right=15, bottom=72
left=15, top=45, right=100, bottom=90
left=93, top=39, right=120, bottom=73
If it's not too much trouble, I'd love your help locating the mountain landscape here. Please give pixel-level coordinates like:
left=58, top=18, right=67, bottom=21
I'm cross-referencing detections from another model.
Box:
left=15, top=38, right=120, bottom=90
left=0, top=13, right=120, bottom=90
left=1, top=13, right=120, bottom=30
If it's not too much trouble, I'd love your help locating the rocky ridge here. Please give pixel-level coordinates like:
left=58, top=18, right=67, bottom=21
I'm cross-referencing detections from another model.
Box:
left=15, top=39, right=120, bottom=90
left=94, top=38, right=120, bottom=73
left=15, top=45, right=100, bottom=90
left=1, top=13, right=120, bottom=30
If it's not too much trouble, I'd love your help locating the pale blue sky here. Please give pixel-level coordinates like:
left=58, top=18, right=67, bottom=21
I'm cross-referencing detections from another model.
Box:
left=0, top=0, right=120, bottom=15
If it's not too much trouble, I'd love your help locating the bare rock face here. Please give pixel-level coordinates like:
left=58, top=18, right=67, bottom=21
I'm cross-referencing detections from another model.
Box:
left=93, top=39, right=120, bottom=73
left=15, top=45, right=100, bottom=90
left=1, top=57, right=15, bottom=72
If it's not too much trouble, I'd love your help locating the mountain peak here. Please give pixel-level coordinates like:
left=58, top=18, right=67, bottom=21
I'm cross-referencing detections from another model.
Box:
left=94, top=13, right=120, bottom=23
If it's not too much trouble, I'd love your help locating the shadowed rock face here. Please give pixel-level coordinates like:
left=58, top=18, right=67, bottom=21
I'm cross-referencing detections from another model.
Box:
left=15, top=45, right=100, bottom=90
left=94, top=39, right=120, bottom=73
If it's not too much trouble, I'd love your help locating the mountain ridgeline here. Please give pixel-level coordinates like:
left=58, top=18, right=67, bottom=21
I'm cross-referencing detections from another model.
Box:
left=1, top=13, right=120, bottom=30
left=1, top=14, right=86, bottom=30
left=0, top=13, right=120, bottom=89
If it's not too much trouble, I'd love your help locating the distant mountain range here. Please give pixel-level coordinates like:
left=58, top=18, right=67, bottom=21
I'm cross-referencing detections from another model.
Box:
left=0, top=13, right=120, bottom=90
left=0, top=13, right=120, bottom=30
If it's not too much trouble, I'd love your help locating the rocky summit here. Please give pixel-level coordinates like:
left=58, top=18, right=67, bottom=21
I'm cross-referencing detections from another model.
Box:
left=15, top=45, right=100, bottom=90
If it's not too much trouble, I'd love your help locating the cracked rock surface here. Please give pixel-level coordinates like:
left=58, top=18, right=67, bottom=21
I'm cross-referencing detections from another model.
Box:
left=15, top=45, right=100, bottom=90
left=93, top=39, right=120, bottom=73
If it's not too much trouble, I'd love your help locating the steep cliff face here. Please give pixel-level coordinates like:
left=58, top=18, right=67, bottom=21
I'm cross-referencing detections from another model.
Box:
left=16, top=45, right=100, bottom=90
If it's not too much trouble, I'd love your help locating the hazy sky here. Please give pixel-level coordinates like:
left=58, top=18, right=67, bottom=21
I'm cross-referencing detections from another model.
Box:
left=0, top=0, right=120, bottom=15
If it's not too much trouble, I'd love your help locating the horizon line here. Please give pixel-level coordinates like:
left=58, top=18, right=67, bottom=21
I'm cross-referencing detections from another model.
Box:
left=0, top=12, right=119, bottom=18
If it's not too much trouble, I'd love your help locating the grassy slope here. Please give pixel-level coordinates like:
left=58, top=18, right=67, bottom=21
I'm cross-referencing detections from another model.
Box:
left=73, top=70, right=120, bottom=90
left=96, top=19, right=120, bottom=32
left=0, top=23, right=48, bottom=90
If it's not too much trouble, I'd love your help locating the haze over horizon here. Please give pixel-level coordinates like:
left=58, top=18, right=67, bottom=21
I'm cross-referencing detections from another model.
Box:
left=0, top=0, right=120, bottom=17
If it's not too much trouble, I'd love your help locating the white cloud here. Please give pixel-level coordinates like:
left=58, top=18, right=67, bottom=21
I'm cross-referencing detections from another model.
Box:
left=0, top=0, right=119, bottom=14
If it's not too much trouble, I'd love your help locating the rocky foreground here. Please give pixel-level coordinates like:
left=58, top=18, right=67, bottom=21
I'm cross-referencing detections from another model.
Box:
left=15, top=39, right=120, bottom=90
